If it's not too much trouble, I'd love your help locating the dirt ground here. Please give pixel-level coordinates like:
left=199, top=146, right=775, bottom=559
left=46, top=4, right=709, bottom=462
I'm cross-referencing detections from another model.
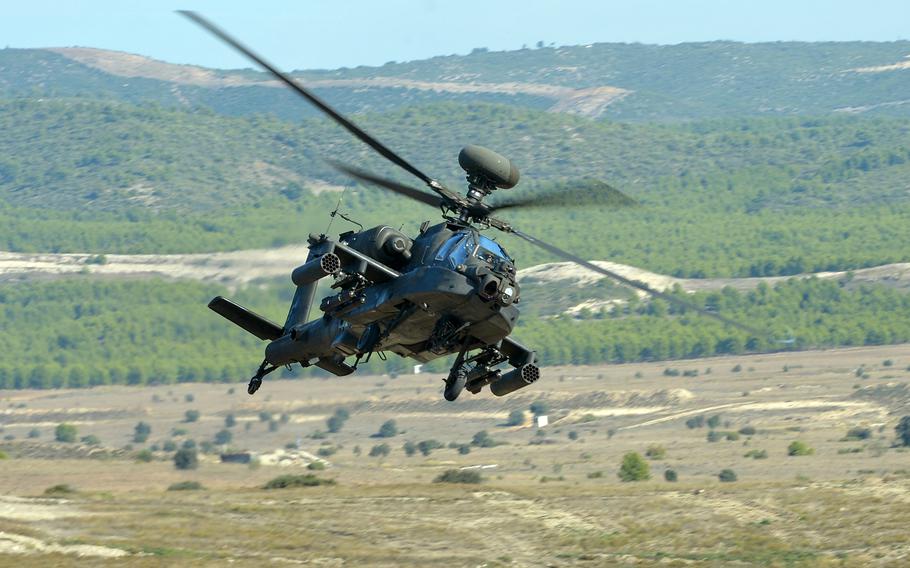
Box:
left=1, top=344, right=910, bottom=566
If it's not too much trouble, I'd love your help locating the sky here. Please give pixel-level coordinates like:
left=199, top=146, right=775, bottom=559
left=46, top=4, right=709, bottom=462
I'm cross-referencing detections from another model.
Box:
left=3, top=0, right=909, bottom=71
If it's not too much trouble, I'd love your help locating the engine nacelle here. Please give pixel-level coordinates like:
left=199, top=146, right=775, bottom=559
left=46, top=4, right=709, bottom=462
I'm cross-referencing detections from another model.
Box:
left=265, top=316, right=347, bottom=366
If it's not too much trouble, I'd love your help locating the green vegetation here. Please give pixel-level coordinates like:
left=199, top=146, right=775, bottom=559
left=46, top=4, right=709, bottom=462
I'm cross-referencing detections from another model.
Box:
left=434, top=469, right=483, bottom=484
left=417, top=440, right=444, bottom=456
left=326, top=408, right=351, bottom=434
left=55, top=423, right=77, bottom=443
left=307, top=461, right=326, bottom=471
left=744, top=449, right=769, bottom=460
left=787, top=441, right=815, bottom=456
left=174, top=448, right=199, bottom=470
left=664, top=469, right=678, bottom=482
left=184, top=410, right=200, bottom=423
left=214, top=429, right=232, bottom=445
left=167, top=481, right=204, bottom=491
left=44, top=484, right=77, bottom=496
left=133, top=421, right=151, bottom=443
left=135, top=449, right=154, bottom=462
left=618, top=452, right=650, bottom=482
left=719, top=469, right=738, bottom=482
left=263, top=474, right=335, bottom=489
left=896, top=417, right=910, bottom=447
left=376, top=420, right=398, bottom=438
left=645, top=445, right=666, bottom=460
left=506, top=410, right=526, bottom=426
left=845, top=426, right=873, bottom=441
left=368, top=443, right=390, bottom=458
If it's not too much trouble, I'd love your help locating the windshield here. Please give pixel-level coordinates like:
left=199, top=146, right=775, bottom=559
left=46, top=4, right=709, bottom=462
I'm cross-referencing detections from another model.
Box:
left=435, top=233, right=476, bottom=267
left=476, top=235, right=509, bottom=263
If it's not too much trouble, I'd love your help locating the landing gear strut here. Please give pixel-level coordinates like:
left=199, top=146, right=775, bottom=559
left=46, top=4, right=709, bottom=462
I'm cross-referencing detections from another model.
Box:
left=443, top=343, right=469, bottom=401
left=248, top=360, right=279, bottom=395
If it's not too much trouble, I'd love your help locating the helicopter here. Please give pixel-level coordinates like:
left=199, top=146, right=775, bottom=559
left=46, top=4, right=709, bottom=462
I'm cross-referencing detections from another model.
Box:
left=182, top=12, right=754, bottom=401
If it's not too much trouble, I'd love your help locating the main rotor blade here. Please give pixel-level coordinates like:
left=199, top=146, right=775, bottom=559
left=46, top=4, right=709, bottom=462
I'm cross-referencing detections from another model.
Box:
left=489, top=179, right=637, bottom=213
left=329, top=161, right=444, bottom=208
left=508, top=228, right=760, bottom=335
left=178, top=11, right=441, bottom=191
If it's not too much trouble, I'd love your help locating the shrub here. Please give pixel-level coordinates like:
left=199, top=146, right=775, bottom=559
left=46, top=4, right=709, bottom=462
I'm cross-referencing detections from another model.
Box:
left=168, top=481, right=204, bottom=491
left=214, top=429, right=232, bottom=445
left=307, top=461, right=326, bottom=471
left=706, top=415, right=722, bottom=429
left=788, top=441, right=815, bottom=456
left=263, top=474, right=335, bottom=489
left=403, top=441, right=417, bottom=457
left=55, top=423, right=77, bottom=443
left=268, top=420, right=279, bottom=432
left=133, top=421, right=151, bottom=443
left=376, top=420, right=398, bottom=438
left=173, top=448, right=198, bottom=470
left=457, top=444, right=471, bottom=455
left=645, top=445, right=666, bottom=459
left=184, top=410, right=200, bottom=423
left=163, top=440, right=177, bottom=452
left=184, top=393, right=194, bottom=403
left=618, top=452, right=650, bottom=482
left=895, top=416, right=910, bottom=447
left=731, top=364, right=742, bottom=372
left=135, top=449, right=154, bottom=462
left=224, top=414, right=237, bottom=428
left=506, top=410, right=525, bottom=426
left=738, top=425, right=756, bottom=436
left=417, top=439, right=444, bottom=456
left=725, top=432, right=740, bottom=441
left=27, top=428, right=40, bottom=439
left=706, top=430, right=722, bottom=442
left=258, top=411, right=272, bottom=422
left=434, top=469, right=483, bottom=484
left=664, top=469, right=678, bottom=482
left=718, top=469, right=738, bottom=482
left=685, top=415, right=705, bottom=429
left=181, top=439, right=195, bottom=450
left=587, top=471, right=604, bottom=479
left=80, top=434, right=101, bottom=446
left=0, top=450, right=8, bottom=460
left=845, top=426, right=872, bottom=440
left=44, top=484, right=76, bottom=495
left=529, top=400, right=550, bottom=416
left=326, top=415, right=345, bottom=434
left=744, top=449, right=768, bottom=459
left=171, top=427, right=188, bottom=436
left=472, top=430, right=498, bottom=448
left=368, top=443, right=390, bottom=457
left=317, top=446, right=337, bottom=457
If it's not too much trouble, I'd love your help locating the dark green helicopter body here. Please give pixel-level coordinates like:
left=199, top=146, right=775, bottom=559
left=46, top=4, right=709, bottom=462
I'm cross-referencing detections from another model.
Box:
left=184, top=11, right=755, bottom=401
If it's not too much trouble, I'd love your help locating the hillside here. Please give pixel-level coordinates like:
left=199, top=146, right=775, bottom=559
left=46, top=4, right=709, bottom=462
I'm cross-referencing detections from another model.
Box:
left=4, top=41, right=910, bottom=121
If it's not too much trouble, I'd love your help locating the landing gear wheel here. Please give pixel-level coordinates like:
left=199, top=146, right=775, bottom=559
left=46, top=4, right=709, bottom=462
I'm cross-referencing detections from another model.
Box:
left=248, top=376, right=262, bottom=395
left=444, top=368, right=467, bottom=401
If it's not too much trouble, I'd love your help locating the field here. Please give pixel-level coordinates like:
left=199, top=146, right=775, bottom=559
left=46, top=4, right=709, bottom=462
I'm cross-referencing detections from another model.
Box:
left=1, top=345, right=909, bottom=566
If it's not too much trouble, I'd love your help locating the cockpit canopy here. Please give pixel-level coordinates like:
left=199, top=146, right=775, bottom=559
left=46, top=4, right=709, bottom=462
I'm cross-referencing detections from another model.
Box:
left=434, top=232, right=510, bottom=268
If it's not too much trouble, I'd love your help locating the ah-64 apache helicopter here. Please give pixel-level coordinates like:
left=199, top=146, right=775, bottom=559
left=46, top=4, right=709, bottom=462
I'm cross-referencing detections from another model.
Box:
left=182, top=12, right=753, bottom=401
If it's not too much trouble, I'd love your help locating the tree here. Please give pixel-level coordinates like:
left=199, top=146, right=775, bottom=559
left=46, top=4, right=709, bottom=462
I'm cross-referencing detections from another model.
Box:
left=895, top=416, right=910, bottom=447
left=133, top=421, right=151, bottom=443
left=403, top=441, right=417, bottom=457
left=506, top=410, right=525, bottom=426
left=174, top=448, right=198, bottom=470
left=664, top=469, right=678, bottom=482
left=214, top=429, right=232, bottom=445
left=184, top=409, right=200, bottom=423
left=471, top=430, right=497, bottom=448
left=376, top=420, right=398, bottom=438
left=618, top=452, right=650, bottom=482
left=55, top=423, right=77, bottom=443
left=224, top=413, right=236, bottom=428
left=326, top=415, right=345, bottom=434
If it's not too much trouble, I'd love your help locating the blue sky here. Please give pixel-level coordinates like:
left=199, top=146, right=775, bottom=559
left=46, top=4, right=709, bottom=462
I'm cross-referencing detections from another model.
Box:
left=3, top=0, right=909, bottom=71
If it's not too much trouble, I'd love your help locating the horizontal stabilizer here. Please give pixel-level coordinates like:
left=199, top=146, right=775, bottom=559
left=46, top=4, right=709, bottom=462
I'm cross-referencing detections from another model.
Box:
left=208, top=296, right=283, bottom=341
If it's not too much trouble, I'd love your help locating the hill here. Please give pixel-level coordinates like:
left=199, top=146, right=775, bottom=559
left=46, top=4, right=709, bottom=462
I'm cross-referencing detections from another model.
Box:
left=4, top=40, right=910, bottom=121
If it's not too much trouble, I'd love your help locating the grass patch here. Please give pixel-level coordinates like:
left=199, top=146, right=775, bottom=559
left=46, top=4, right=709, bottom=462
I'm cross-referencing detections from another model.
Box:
left=167, top=481, right=205, bottom=491
left=434, top=469, right=484, bottom=484
left=44, top=484, right=77, bottom=496
left=263, top=474, right=336, bottom=490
